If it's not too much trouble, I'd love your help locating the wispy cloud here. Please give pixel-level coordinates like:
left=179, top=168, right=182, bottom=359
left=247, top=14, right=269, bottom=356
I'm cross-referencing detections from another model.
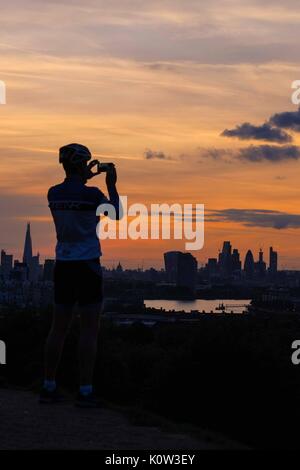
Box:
left=2, top=0, right=300, bottom=63
left=199, top=145, right=300, bottom=163
left=238, top=145, right=300, bottom=162
left=207, top=208, right=300, bottom=229
left=144, top=149, right=172, bottom=160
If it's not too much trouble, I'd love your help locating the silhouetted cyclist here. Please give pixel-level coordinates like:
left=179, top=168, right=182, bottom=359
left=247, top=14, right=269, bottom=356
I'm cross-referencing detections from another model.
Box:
left=40, top=143, right=120, bottom=407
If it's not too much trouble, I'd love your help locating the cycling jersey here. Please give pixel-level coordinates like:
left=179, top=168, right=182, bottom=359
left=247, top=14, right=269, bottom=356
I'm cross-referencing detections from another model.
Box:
left=48, top=175, right=114, bottom=260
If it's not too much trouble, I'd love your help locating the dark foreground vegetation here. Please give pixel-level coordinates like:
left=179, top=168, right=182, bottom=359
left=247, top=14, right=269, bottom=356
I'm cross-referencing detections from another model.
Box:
left=1, top=307, right=300, bottom=449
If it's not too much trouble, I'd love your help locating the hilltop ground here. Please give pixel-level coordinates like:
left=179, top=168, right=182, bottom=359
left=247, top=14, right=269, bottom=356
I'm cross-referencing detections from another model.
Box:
left=0, top=388, right=242, bottom=450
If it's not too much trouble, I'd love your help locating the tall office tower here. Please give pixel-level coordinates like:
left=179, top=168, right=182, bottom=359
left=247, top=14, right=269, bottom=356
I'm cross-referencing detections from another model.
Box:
left=164, top=251, right=198, bottom=292
left=255, top=248, right=267, bottom=278
left=177, top=252, right=198, bottom=292
left=23, top=223, right=33, bottom=266
left=43, top=259, right=55, bottom=282
left=232, top=248, right=242, bottom=272
left=219, top=241, right=232, bottom=278
left=0, top=250, right=13, bottom=280
left=164, top=251, right=182, bottom=283
left=244, top=250, right=255, bottom=279
left=269, top=247, right=278, bottom=276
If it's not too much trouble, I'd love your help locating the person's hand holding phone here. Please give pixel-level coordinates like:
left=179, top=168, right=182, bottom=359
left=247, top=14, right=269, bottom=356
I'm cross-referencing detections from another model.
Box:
left=84, top=160, right=117, bottom=190
left=85, top=160, right=101, bottom=180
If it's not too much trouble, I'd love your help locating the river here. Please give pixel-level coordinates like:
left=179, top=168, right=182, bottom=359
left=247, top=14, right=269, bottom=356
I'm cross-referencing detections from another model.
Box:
left=145, top=299, right=251, bottom=314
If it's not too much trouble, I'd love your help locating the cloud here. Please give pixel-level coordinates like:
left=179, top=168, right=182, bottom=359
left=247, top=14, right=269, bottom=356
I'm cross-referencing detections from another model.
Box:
left=198, top=147, right=235, bottom=164
left=199, top=145, right=300, bottom=163
left=274, top=175, right=286, bottom=180
left=221, top=122, right=292, bottom=143
left=144, top=149, right=171, bottom=160
left=200, top=148, right=231, bottom=160
left=238, top=145, right=300, bottom=162
left=269, top=107, right=300, bottom=131
left=219, top=107, right=300, bottom=164
left=207, top=208, right=300, bottom=229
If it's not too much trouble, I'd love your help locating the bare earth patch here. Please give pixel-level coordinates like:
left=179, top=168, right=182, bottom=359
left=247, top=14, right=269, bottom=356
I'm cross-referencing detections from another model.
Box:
left=0, top=389, right=241, bottom=450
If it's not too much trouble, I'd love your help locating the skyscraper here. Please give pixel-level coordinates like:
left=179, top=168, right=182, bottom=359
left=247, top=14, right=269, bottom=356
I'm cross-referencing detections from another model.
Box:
left=1, top=250, right=13, bottom=280
left=23, top=223, right=33, bottom=266
left=269, top=247, right=278, bottom=276
left=164, top=251, right=198, bottom=293
left=177, top=252, right=198, bottom=292
left=244, top=250, right=255, bottom=279
left=255, top=249, right=266, bottom=278
left=219, top=241, right=232, bottom=277
left=232, top=248, right=242, bottom=272
left=164, top=251, right=182, bottom=283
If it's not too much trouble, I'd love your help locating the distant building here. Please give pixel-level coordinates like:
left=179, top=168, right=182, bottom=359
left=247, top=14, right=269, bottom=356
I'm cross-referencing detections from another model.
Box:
left=232, top=248, right=242, bottom=273
left=269, top=247, right=278, bottom=276
left=23, top=223, right=33, bottom=266
left=21, top=223, right=42, bottom=281
left=164, top=251, right=198, bottom=293
left=255, top=249, right=266, bottom=278
left=29, top=253, right=41, bottom=282
left=164, top=251, right=181, bottom=283
left=11, top=261, right=27, bottom=282
left=43, top=259, right=55, bottom=282
left=244, top=250, right=255, bottom=279
left=116, top=262, right=123, bottom=273
left=219, top=241, right=232, bottom=278
left=206, top=258, right=218, bottom=278
left=1, top=250, right=13, bottom=280
left=177, top=253, right=198, bottom=292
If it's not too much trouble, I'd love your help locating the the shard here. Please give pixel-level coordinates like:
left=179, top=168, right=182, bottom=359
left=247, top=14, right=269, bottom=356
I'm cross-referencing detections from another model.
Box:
left=23, top=222, right=33, bottom=266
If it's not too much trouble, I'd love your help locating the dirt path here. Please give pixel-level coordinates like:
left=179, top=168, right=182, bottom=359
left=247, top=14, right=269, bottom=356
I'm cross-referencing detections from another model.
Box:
left=0, top=389, right=239, bottom=449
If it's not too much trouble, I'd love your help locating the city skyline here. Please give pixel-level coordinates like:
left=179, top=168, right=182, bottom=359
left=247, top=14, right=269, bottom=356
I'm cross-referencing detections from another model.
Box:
left=205, top=241, right=278, bottom=282
left=1, top=223, right=282, bottom=272
left=0, top=222, right=296, bottom=312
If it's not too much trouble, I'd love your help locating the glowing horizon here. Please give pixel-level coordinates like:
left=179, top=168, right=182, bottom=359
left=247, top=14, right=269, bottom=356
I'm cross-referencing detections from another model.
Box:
left=1, top=0, right=300, bottom=268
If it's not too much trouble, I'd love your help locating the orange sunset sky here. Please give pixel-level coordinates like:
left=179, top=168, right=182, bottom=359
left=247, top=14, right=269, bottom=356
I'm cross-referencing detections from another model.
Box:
left=1, top=0, right=300, bottom=268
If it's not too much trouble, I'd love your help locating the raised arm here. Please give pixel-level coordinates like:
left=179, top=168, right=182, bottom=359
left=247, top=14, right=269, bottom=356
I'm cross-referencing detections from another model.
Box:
left=85, top=160, right=122, bottom=220
left=105, top=164, right=122, bottom=220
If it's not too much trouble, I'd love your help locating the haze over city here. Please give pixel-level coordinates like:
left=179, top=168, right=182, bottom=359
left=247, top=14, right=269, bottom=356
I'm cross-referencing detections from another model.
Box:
left=1, top=0, right=300, bottom=268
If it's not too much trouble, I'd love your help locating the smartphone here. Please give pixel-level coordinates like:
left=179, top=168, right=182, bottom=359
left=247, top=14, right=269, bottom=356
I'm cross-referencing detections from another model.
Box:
left=98, top=162, right=113, bottom=172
